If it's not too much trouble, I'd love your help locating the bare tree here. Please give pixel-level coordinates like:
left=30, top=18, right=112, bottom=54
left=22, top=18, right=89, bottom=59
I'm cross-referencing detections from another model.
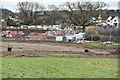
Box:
left=62, top=1, right=108, bottom=32
left=17, top=1, right=45, bottom=25
left=48, top=5, right=60, bottom=25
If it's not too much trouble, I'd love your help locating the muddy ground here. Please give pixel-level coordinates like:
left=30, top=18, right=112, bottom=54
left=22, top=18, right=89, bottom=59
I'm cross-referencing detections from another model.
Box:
left=1, top=41, right=119, bottom=58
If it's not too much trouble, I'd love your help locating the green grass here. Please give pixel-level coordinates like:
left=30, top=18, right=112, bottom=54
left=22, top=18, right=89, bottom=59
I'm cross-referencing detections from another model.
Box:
left=2, top=57, right=118, bottom=78
left=82, top=42, right=119, bottom=50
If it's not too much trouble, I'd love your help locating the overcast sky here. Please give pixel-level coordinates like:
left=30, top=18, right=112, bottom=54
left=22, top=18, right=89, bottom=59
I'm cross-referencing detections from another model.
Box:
left=0, top=0, right=119, bottom=12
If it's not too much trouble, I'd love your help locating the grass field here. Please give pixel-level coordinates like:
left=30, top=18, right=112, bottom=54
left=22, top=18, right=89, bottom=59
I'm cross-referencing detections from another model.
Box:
left=1, top=41, right=119, bottom=78
left=2, top=57, right=118, bottom=78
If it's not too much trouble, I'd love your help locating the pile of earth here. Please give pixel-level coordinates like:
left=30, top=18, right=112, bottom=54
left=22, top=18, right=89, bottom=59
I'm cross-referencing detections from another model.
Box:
left=112, top=46, right=120, bottom=55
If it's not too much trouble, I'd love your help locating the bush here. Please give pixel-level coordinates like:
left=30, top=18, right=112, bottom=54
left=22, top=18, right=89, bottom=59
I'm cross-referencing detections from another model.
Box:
left=84, top=34, right=92, bottom=40
left=93, top=35, right=100, bottom=41
left=85, top=34, right=100, bottom=41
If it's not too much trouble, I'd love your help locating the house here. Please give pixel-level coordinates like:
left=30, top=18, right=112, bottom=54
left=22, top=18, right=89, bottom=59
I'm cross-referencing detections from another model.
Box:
left=112, top=16, right=119, bottom=26
left=106, top=16, right=120, bottom=26
left=106, top=16, right=113, bottom=25
left=90, top=15, right=119, bottom=26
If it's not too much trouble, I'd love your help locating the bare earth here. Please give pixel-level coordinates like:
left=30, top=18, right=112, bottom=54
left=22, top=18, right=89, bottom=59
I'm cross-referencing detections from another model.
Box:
left=0, top=41, right=118, bottom=58
left=1, top=42, right=109, bottom=54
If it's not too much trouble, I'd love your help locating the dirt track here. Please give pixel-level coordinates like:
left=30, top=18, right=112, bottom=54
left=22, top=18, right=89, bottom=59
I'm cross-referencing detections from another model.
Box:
left=0, top=42, right=117, bottom=58
left=1, top=41, right=110, bottom=54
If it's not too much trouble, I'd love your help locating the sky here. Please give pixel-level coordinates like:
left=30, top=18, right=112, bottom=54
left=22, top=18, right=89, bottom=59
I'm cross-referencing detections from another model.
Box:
left=0, top=0, right=119, bottom=12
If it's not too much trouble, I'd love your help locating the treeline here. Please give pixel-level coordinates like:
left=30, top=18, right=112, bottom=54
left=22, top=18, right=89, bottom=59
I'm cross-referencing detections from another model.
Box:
left=15, top=1, right=109, bottom=32
left=85, top=26, right=120, bottom=42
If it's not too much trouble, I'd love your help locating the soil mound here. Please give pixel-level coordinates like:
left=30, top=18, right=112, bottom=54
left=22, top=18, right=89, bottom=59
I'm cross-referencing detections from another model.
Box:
left=112, top=46, right=120, bottom=55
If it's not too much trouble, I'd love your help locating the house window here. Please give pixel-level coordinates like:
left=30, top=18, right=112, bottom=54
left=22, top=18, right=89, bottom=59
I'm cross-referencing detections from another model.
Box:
left=74, top=27, right=76, bottom=30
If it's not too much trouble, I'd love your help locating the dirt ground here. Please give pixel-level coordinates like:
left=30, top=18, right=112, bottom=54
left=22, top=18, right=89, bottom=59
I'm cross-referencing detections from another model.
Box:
left=0, top=41, right=118, bottom=58
left=1, top=41, right=110, bottom=53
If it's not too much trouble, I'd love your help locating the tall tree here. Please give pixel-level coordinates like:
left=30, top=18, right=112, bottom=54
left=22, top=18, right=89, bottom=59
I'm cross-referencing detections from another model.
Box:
left=62, top=1, right=108, bottom=32
left=48, top=5, right=61, bottom=25
left=17, top=1, right=45, bottom=25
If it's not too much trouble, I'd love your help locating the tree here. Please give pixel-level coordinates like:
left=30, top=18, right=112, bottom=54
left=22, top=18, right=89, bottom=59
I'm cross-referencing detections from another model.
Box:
left=17, top=1, right=45, bottom=25
left=5, top=18, right=16, bottom=26
left=62, top=1, right=108, bottom=32
left=48, top=5, right=62, bottom=25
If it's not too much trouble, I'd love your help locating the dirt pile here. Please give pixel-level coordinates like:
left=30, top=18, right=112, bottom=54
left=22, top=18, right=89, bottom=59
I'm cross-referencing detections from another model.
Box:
left=112, top=46, right=120, bottom=55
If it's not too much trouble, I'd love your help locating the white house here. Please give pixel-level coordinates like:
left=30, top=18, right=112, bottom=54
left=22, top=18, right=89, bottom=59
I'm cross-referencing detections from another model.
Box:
left=106, top=16, right=113, bottom=25
left=112, top=16, right=119, bottom=26
left=91, top=15, right=107, bottom=26
left=106, top=16, right=119, bottom=26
